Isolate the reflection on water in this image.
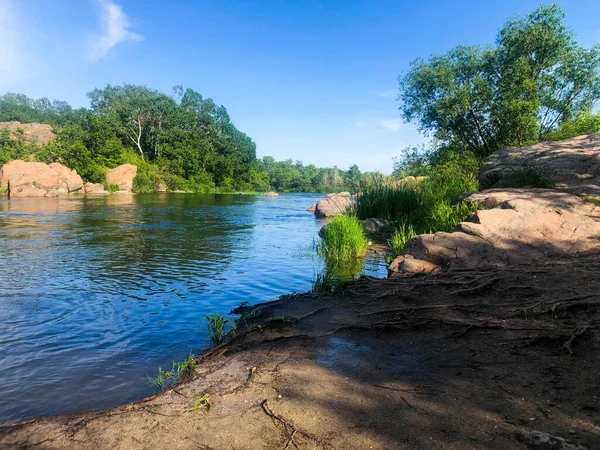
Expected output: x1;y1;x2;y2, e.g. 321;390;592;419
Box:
0;193;387;423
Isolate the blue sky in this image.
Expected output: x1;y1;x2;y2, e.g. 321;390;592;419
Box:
1;0;599;173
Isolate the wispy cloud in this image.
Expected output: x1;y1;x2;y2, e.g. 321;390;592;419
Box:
377;90;397;98
379;118;404;132
354;121;368;128
88;0;142;62
0;0;30;84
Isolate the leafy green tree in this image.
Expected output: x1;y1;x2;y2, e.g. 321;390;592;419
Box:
399;5;600;156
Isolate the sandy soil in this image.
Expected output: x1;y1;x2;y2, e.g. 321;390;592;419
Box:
2;257;599;449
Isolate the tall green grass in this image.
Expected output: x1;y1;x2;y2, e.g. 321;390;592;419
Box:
355;155;479;259
317;215;369;260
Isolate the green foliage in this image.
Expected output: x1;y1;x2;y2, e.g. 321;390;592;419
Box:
105;184;121;193
496;168;555;189
205;313;235;344
389;222;417;259
399;5;600;156
545;111;600;141
146;352;196;390
317;215;369;261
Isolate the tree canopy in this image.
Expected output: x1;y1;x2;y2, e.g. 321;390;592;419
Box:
398;5;600;157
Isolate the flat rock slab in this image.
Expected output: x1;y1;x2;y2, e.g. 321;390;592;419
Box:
403;188;600;270
480;132;600;197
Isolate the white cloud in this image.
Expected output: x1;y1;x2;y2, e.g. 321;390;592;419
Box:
88;0;142;62
379;118;404;132
0;0;30;84
377;90;397;98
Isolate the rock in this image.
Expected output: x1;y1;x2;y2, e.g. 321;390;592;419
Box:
362;218;391;233
388;255;441;276
306;205;316;213
415;176;429;182
480;132;600;197
157;183;167;193
0;122;56;145
9;183;47;198
318;224;328;237
113;190;134;195
173;190;188;194
403;188;600;270
515;429;587;450
106;164;137;192
48;163;84;192
265;191;279;196
314;194;354;218
83;182;108;195
1;160;83;197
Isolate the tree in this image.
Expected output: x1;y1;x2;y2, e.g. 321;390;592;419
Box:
398;5;600;156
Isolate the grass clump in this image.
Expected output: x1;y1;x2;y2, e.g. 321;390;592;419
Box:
496;168;555;189
205;313;236;344
105;183;121;193
317;215;369;261
147;352;196;390
388;221;417;259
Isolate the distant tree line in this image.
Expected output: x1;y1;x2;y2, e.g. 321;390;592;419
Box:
0;88;370;193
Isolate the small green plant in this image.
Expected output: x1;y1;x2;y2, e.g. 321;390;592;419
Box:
105;183;121;193
205;313;235;344
190;394;211;411
0;186;7;196
317;215;369;260
147;351;196;390
496;168;555;189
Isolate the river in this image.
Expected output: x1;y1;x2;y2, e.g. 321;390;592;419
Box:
0;193;386;423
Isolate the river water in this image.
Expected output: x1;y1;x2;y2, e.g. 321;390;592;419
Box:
0;193;386;423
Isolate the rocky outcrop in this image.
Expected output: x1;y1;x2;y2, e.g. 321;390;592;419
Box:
362;218;390;233
401;188;600;271
0;122;56;145
313;193;354;218
83;182;108;195
106;164;137;192
157;184;167;193
480;132;600;197
1;160;83;197
265;191;279;197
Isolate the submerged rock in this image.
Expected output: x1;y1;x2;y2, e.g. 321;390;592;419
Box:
106;164;137;193
265;191;279;196
1;160;83;197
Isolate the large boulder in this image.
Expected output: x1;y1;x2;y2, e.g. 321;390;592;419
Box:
1;160;83;197
265;191;279;197
388;255;441;276
402;188;600;270
314;194;354;218
480;133;600;197
106;164;137;192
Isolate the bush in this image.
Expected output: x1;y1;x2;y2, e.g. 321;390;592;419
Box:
317;215;369;261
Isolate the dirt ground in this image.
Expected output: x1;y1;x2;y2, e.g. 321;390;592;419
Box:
2;256;599;449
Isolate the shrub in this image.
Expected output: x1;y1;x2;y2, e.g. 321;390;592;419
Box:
317;215;369;260
389;221;417;259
